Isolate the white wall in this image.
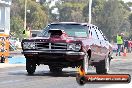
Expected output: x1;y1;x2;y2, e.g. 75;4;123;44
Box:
0;6;5;33
5;7;10;34
0;0;11;35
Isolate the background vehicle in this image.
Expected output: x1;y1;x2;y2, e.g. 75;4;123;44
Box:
21;22;113;75
30;30;42;37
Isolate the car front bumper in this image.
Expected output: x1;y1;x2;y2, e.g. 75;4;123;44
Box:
22;50;85;56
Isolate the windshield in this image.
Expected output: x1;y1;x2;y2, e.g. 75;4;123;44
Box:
40;24;89;37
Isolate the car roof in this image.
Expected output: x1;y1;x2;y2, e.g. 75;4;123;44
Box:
81;23;98;29
49;22;98;29
50;22;83;25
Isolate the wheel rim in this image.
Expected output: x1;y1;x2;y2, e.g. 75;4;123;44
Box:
27;64;36;69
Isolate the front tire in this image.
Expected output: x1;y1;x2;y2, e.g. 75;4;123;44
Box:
96;56;110;74
26;58;36;75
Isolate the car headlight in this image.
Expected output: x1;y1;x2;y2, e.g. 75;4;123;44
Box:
67;44;75;50
30;43;35;49
75;44;81;51
67;44;81;51
23;42;35;49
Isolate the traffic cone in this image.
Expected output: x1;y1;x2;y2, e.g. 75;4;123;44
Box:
123;48;127;57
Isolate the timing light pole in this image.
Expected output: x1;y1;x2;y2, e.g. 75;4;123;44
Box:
89;0;92;24
24;0;27;31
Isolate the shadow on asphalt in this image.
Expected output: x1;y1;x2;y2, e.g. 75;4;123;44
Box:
29;72;96;77
28;71;77;77
8;70;96;77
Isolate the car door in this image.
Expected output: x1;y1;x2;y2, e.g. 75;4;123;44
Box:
95;29;109;59
90;27;101;60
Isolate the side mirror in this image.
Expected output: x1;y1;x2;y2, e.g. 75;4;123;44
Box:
32;34;37;37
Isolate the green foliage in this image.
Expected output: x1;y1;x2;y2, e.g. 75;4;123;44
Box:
63;2;87;11
11;0;132;41
126;2;132;7
102;0;130;41
58;2;87;22
59;6;72;21
82;0;131;42
10;16;24;39
129;13;132;38
26;0;48;29
129;14;132;28
10;0;48;39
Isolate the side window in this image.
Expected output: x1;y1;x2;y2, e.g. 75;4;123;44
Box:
91;29;98;39
96;29;104;40
99;30;108;41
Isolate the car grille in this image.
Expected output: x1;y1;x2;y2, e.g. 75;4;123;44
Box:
35;42;67;50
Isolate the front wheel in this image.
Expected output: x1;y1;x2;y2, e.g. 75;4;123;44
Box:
26;59;36;75
96;57;110;74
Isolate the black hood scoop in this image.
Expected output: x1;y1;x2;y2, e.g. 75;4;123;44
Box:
48;29;64;38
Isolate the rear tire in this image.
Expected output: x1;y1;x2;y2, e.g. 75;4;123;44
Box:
96;56;110;74
26;58;36;75
49;66;62;73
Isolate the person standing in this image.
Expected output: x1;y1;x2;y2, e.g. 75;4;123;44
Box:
116;33;123;56
23;27;31;39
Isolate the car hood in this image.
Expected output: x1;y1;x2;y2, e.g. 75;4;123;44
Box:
22;36;86;43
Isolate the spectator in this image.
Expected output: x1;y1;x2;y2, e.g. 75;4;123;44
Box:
23;27;31;39
116;33;123;56
124;39;128;52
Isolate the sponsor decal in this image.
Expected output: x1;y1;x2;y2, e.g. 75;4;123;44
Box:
76;66;131;85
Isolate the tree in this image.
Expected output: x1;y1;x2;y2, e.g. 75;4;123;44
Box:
59;6;72;21
101;0;130;41
18;0;48;30
129;13;132;39
57;1;87;22
10;0;131;41
83;0;130;41
126;2;132;7
129;14;132;28
10;0;48;38
10;16;24;39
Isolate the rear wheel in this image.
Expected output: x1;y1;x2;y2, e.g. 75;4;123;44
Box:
96;56;110;74
26;58;36;75
49;66;62;73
